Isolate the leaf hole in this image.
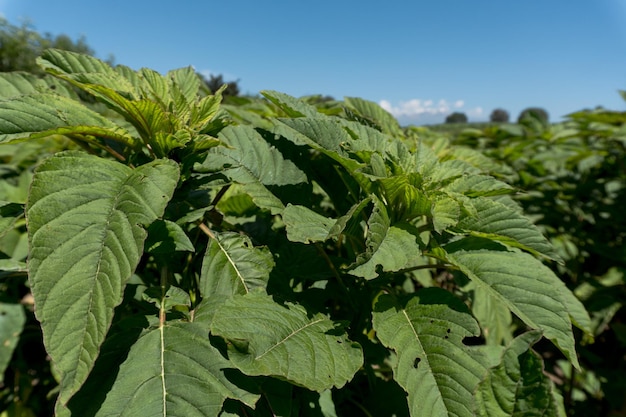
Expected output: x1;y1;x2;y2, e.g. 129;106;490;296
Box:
413;357;421;368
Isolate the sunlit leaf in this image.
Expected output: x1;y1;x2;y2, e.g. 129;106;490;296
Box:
475;330;566;417
0;93;136;146
27;151;179;405
210;292;363;391
199;230;274;297
348;197;423;279
344;96;402;136
445;249;582;369
456;197;561;261
372;289;490;417
95;322;259;417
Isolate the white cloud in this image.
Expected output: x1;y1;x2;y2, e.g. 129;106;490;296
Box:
379;98;484;124
380;98;453;117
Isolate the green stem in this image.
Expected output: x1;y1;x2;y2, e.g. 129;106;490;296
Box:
159;264;168;328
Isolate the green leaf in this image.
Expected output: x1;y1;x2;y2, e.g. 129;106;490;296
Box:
261;90;320;118
443;174;514;197
445;250;582;369
168;66;201;113
432;196;461;233
283;204;335;243
456;197;561;261
343;96;402;136
372;289;489;417
95;322;259;417
38;49;137;96
467;281;514;346
0;201;23;238
348;197;423;279
145;219;194;254
475;330;566;417
26;151;179;405
0;93;136;146
273;117;371;191
0;303;26;383
198;125;307;213
0;72;76;99
377;175;433;221
202;125;307;186
210;292;363;391
199;230;274;298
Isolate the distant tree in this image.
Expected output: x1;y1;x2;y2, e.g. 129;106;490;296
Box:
202;73;240;97
0;18;100;73
517;107;549;124
445;112;468;124
489;108;510;123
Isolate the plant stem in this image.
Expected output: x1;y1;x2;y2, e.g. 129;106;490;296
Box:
159;264;168;328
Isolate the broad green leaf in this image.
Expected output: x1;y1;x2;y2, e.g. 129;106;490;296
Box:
344;96;402;136
377;175;432;221
191;89;224;132
139;67;169;107
432;196;461;233
240;181;286;215
261;90;321;118
456;197;561;261
445;250;581;369
0;93;136;146
168;66;201;112
272;118;371;191
372;289;489;417
0;72;76;99
443;174;514;197
38;49;138;95
0;201;23;238
210;292;363;391
198;125;306;213
475;330;566;417
0;303;26;383
202;125;307;186
95;322;259;417
145;219;194;254
283;204;335;243
199;230;274;298
445;147;512;176
467;281;513;346
349;197;423;279
142;286;191;312
338;119;392;157
27;151;179;405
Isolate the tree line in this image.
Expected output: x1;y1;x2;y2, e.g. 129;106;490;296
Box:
445;107;549;124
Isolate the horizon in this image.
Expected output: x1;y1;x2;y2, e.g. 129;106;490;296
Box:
1;0;625;125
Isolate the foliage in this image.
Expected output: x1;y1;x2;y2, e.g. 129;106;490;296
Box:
445;111;468;123
0;50;600;417
489;108;509;123
517;107;549;125
0;18;100;74
452;103;626;416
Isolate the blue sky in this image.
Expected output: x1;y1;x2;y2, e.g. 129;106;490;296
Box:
1;0;625;125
